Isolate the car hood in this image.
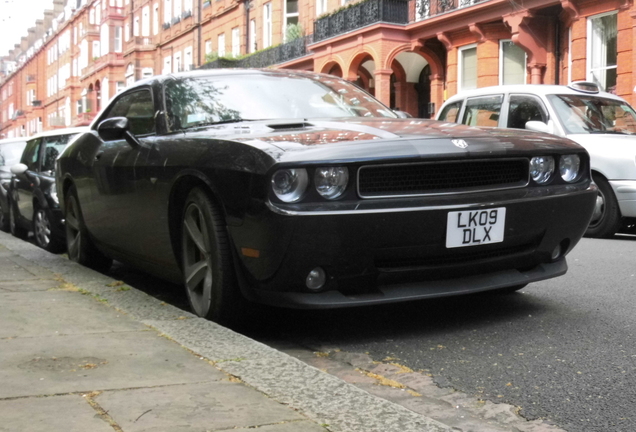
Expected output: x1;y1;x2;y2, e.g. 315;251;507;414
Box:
566;133;636;154
198;118;580;164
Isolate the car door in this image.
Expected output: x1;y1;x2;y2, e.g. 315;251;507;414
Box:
13;138;42;224
505;94;549;130
83;87;158;258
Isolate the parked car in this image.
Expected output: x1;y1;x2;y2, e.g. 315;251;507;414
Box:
9;127;87;251
0;137;28;232
436;82;636;238
56;69;596;324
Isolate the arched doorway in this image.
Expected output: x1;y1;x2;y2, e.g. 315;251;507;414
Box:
95;80;101;112
417;64;431;118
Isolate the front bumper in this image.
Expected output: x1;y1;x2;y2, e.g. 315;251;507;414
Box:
610;180;636;218
229;184;597;308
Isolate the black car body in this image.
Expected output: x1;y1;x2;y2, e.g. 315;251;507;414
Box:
56;69;597;323
0;138;28;232
9;128;86;251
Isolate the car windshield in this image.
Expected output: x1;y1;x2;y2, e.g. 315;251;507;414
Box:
163;73;397;130
547;94;636;135
0;141;27;167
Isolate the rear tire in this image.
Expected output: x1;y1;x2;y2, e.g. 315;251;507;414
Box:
181;187;245;325
585;174;621;238
33;205;64;253
65;185;112;272
9;201;28;240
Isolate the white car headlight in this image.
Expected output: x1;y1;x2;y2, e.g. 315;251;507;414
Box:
314;167;349;200
271;168;308;203
559;154;581;183
530;156;555;184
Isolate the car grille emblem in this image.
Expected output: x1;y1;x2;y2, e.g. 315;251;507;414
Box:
452;139;468;149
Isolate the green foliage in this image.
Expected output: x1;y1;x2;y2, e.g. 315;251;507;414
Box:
285;23;304;42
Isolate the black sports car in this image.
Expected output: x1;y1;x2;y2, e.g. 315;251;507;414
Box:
0;138;27;232
9;128;86;252
56;69;597;324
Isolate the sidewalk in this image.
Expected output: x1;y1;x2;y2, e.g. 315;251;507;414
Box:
0;231;453;432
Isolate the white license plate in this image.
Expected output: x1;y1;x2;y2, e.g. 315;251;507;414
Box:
446;207;506;248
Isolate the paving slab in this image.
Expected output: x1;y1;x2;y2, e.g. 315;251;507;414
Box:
95;381;311;431
0;394;114;432
0;291;147;338
0;331;225;398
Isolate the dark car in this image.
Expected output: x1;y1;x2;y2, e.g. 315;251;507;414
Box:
0;137;28;232
56;69;597;324
9;128;87;252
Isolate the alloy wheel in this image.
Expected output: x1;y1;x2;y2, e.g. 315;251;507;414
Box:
589;189;606;228
34;209;52;248
182;202;214;317
65;196;82;261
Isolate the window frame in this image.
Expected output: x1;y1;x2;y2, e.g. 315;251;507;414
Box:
96;87;157;137
458;44;477;93
586;11;618;92
499;40;527;86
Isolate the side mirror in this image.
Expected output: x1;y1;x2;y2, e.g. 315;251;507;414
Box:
10;163;28;175
97;117;141;148
525;121;551;134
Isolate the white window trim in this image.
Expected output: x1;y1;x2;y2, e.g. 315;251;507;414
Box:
498;39;527;86
586;10;618;89
458;43;477;93
263;3;272;49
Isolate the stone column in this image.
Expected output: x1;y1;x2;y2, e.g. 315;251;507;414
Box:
374;69;393;108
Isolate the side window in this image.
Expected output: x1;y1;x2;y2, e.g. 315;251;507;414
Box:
462;95;503;127
438;101;463;123
41;134;75;172
507;95;548;129
102;89;155;136
20;138;41;171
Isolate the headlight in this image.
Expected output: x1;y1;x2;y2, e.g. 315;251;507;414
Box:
530;156;555;184
314;166;349;199
271;168;308;202
559;154;581;183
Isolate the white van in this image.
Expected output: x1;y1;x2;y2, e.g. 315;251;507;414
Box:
437;82;636;238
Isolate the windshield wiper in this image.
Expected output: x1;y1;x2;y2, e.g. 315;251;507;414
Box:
185;118;259;130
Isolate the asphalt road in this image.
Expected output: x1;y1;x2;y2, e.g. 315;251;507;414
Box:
106;236;636;432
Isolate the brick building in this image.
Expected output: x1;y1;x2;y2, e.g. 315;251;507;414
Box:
1;0;634;138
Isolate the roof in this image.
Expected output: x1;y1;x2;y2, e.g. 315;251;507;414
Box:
0;137;28;145
444;84;627;104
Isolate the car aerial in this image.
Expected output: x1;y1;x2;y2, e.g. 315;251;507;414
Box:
55;69;597;324
0;137;28;232
9;127;87;252
436;82;636;238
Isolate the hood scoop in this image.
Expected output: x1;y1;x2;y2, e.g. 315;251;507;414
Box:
267;122;313;131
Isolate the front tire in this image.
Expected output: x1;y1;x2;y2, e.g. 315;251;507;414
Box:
33;205;64;253
585;174;621;239
65;185;112;272
9;201;28;239
181;187;244;324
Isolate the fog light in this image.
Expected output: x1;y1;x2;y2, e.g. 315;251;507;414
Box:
551;244;562;261
306;267;326;290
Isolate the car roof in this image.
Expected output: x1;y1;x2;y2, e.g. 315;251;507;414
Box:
27;127;90;140
0;137;28;145
443;84;627;104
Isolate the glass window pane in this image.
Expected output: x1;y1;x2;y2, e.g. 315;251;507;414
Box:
501;41;526;85
461;95;502;127
589;13;617;92
507;95;547;129
461;47;477;90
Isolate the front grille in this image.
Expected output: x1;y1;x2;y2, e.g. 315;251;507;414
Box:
358;159;528;198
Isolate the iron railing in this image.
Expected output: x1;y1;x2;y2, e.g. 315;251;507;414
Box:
200;35;313;70
414;0;486;21
313;0;409;43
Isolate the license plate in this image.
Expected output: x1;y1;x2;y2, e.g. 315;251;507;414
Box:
446;207;506;248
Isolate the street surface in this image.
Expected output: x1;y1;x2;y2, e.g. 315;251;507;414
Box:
103;236;635;432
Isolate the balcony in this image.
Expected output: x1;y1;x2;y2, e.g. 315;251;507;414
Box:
81;52;125;79
26;75;36;83
200;35;314;70
103;5;125;21
313;0;409;43
414;0;486;21
74;112;96;126
126;36;155;52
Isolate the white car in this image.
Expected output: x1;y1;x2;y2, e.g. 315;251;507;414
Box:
437;82;636;238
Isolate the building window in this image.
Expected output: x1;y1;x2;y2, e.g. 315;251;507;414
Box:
458;44;477;92
134;16;140;36
163;56;172;74
218;33;226;57
587;12;617;93
142;6;150;36
173;0;181;19
284;0;299;39
499;40;526;85
153;3;159;35
263;3;272;48
114;26;123;52
231;27;240;57
316;0;327;16
126;63;135;86
184;46;193;70
164;0;172;24
249;19;256;53
173;51;182;72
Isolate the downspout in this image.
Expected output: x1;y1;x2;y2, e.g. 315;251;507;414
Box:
555;19;560;85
